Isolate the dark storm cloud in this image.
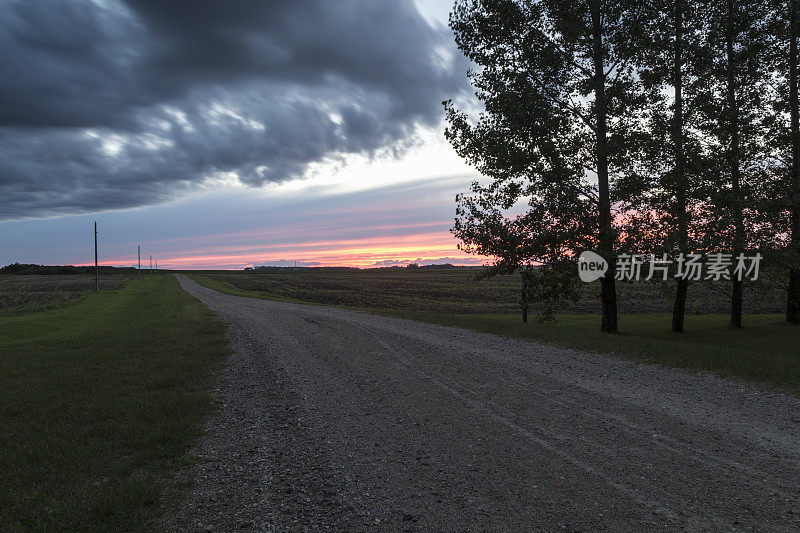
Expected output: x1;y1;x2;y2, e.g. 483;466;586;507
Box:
0;0;466;219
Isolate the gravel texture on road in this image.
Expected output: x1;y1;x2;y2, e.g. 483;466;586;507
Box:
168;274;800;531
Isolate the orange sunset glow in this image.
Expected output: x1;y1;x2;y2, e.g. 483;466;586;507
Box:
50;175;491;270
91;228;486;270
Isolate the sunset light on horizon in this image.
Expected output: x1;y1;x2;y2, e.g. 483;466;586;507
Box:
4;0;800;529
0;0;483;271
81;227;488;270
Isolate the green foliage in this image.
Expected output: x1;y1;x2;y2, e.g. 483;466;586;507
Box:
619;0;709;256
445;0;650;331
474;263;579;322
445;0;800;328
691;0;776;255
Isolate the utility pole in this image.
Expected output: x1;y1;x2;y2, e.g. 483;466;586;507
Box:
94;221;98;292
138;245;141;278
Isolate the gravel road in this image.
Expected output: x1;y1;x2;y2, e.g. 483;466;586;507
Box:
169;274;800;531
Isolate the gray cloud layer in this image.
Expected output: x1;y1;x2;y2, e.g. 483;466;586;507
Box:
0;0;465;220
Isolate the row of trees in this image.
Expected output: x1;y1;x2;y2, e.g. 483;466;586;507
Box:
445;0;800;333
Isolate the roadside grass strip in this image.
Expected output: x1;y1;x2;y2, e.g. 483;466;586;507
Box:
0;275;228;530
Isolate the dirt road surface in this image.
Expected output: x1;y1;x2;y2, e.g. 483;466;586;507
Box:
169;274;800;531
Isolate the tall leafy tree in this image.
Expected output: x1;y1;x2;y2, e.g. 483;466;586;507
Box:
785;0;800;324
777;0;800;324
694;0;773;328
625;0;712;332
774;0;800;323
446;0;646;333
762;0;800;324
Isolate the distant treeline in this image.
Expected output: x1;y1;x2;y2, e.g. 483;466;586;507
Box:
0;263;136;275
244;264;477;272
398;263;476;270
245;266;357;271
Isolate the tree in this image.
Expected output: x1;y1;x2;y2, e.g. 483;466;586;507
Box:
759;0;800;324
623;0;706;332
787;0;800;324
446;0;646;333
774;0;800;323
666;0;693;333
693;0;773;328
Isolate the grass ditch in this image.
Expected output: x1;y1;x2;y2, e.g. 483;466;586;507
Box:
0;274;228;530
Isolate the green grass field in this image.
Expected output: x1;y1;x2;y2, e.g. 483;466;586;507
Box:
0;274;227;530
382;311;800;391
189;270;799;393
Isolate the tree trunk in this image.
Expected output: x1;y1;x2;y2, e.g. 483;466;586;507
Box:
672;277;689;331
521;272;528;323
591;1;618;334
671;0;689;333
789;270;800;324
787;0;800;324
725;0;744;329
730;280;743;327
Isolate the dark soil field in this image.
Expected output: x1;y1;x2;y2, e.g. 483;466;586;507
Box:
191;268;785;316
0;274;135;314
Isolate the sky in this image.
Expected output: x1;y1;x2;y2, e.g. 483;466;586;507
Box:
0;0;489;269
